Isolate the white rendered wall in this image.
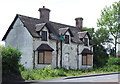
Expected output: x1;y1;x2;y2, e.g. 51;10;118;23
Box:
33;26;57;69
5;18;33;69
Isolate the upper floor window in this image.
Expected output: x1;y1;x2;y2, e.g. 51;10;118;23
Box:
65;35;69;44
84;38;88;46
41;31;47;41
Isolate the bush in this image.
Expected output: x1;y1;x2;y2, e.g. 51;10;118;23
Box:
106;56;120;66
1;46;22;74
54;68;67;77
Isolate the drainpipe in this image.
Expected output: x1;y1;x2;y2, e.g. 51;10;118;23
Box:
56;41;58;67
60;40;62;68
33;38;35;69
33;50;35;69
77;44;80;70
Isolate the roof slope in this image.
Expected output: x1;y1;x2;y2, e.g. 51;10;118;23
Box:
2;14;91;44
37;44;54;51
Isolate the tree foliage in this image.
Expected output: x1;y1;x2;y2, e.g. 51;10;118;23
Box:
1;46;22;74
97;1;120;57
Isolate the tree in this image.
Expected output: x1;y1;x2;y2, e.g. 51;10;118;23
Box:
97;1;120;57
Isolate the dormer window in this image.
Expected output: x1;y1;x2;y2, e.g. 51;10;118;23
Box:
65;35;69;44
84;38;88;46
41;31;47;41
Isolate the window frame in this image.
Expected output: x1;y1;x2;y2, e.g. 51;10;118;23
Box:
65;35;69;44
84;38;88;46
38;51;52;64
82;54;92;66
41;31;47;41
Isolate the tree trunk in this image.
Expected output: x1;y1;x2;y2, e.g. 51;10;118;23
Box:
115;39;117;58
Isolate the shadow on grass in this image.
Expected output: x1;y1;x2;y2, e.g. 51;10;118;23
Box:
2;71;25;84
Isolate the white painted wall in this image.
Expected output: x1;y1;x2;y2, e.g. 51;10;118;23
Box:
62;31;78;70
33;26;57;69
5;19;93;70
79;34;93;69
57;31;93;70
5;18;33;69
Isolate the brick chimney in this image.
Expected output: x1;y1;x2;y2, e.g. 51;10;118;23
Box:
38;6;50;22
75;17;83;31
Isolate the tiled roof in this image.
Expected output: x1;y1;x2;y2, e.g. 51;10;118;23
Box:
35;23;46;31
37;44;54;51
78;31;91;40
59;27;69;35
81;48;93;54
2;14;92;44
78;31;87;38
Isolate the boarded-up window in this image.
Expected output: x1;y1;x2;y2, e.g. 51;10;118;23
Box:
38;51;52;64
87;54;92;66
45;51;52;64
38;52;43;64
82;55;87;65
82;54;92;66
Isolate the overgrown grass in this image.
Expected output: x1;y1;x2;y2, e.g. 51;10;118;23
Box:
19;56;120;80
20;63;120;80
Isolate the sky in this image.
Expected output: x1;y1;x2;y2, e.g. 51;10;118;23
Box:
0;0;119;45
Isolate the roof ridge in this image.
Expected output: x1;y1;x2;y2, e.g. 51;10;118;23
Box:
17;14;40;20
16;14;78;29
50;21;76;28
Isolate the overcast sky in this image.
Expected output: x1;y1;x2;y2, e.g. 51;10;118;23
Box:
0;0;119;45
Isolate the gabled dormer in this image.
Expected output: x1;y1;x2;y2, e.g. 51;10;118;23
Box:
78;31;92;46
35;23;49;42
59;27;73;44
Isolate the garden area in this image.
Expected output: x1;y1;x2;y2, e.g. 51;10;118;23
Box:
1;1;120;82
1;46;120;81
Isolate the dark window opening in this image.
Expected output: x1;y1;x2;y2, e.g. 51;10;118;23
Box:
41;31;47;41
84;38;88;46
80;38;83;41
65;35;69;44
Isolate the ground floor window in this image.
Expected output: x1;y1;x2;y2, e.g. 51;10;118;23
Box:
82;54;92;66
38;51;52;64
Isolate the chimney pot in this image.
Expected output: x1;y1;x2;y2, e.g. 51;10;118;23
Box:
43;6;45;8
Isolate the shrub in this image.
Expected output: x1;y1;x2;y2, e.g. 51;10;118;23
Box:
106;56;120;66
54;68;67;77
1;46;22;74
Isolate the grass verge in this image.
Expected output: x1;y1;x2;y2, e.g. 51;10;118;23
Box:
20;65;120;81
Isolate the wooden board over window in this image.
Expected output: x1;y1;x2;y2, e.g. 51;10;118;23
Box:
45;51;52;64
87;54;92;66
82;55;87;65
38;52;43;64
